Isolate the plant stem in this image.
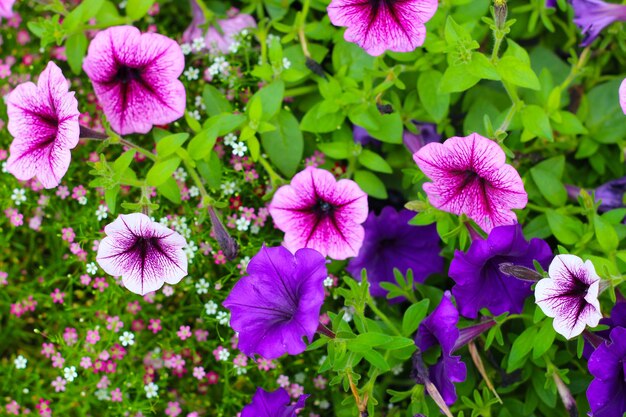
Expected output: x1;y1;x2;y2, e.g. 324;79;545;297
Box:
366;299;402;336
257;154;284;188
118;138;157;162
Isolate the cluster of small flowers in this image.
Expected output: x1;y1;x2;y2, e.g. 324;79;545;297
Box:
10;295;37;318
226;205;269;235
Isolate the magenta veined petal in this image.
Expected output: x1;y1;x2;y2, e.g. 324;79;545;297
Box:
535;254;602;339
6;61;80;189
269;167;369;260
413;133;528;233
96;213;188;295
83;25;186;135
0;0;15;18
620;78;626;115
327;0;438;56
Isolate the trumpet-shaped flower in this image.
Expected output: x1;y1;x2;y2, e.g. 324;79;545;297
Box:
269;167;368;260
223;246;327;359
572;0;626;46
0;0;15;18
450;223;552;318
414;133;527;233
96;213;188;295
327;0;438;56
535;254;602;339
83;26;185;135
347;207;443;299
587;327;626;417
241;387;308;417
6;61;80;189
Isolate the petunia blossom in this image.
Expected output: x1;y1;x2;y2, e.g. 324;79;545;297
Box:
223;245;327;359
0;0;15;18
414;291;467;405
327;0;438;56
6;61;80;189
414;133;528;233
587;326;626;417
572;0;626;46
269;167;368;260
450;223;552;319
83;26;185;135
96;213;188;296
535;254;602;339
241;387;308;417
619;78;626;114
347;207;443;299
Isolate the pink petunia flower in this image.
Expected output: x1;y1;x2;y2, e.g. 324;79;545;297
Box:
96;213;188;295
413;133;527;233
83;26;185;135
269;167;368;260
6;61;80;188
535;254;602;339
0;0;15;19
327;0;438;56
619;78;626;114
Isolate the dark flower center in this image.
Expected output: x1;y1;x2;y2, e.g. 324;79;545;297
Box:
564;275;589;298
127;236;162;265
313;199;335;217
115;65;143;84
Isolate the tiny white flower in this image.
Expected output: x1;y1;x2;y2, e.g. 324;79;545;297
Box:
192;37;206;51
223;133;237;147
173;167;188;182
235;217;251;232
78;196;88;205
319;400;331;410
232;142;247;157
391;364;403;375
266;33;280;45
184;67;200;81
323;276;334;287
341;306;354;323
217;349;230;361
11;188;26;205
2;161;7;173
250;224;260;235
159;217;169;226
188;186;200;197
195;278;210;295
63;366;78;382
95;389;110;401
216;311;230;325
228;41;241;54
86;262;98;275
194;95;205;110
119;331;135;347
181;43;192;55
95;204;108;221
205;300;218;315
234;364;247;375
220;181;238;196
144;382;159;399
14;355;27;369
294;372;306;384
282;57;292;70
118;0;127;8
184;241;198;262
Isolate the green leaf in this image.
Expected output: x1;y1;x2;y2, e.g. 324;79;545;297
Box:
546;210;582;245
402;299;430;337
532;319;556;359
318;141;353;160
497;56;540;90
126;0;155;20
248;136;260;161
355;170;387;200
358;150;392;174
146;157;181;187
595;213;619;253
522;105;553;141
440;64;480;93
418;70;449;123
301;102;345;133
104;185;119;214
362;350;390;372
253;80;285;121
65;32;88;75
156;133;189;158
260;110;303;177
530;167;566;207
354;333;393;347
113;150;136;174
202;85;232;117
197;153;222;189
62;0;104;32
507;326;539;372
349;106;403;144
157;177;181;204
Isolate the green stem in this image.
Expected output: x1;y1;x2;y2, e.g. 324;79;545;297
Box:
184;160;211;205
119;138;157;162
284;85;318;97
559;46;591;91
367;298;402;336
257;155;284;187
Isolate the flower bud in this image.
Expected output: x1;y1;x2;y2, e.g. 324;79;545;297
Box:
494;0;507;30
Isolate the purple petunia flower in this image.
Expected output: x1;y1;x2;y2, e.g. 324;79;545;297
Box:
0;0;15;18
6;61;80;189
327;0;438;56
587;327;626;417
182;1;256;54
545;0;557;7
619;78;626;114
403;122;441;154
572;0;626;46
223;245;327;359
96;213;188;296
347;207;443;299
269;167;369;260
535;254;602;339
353;125;379;146
241;387;309;417
414;133;528;233
414;291;467;406
83;26;186;135
450;223;553;319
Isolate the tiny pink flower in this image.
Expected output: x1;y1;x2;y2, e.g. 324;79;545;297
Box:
63;327;78;345
41;343;55;358
269;167;368;260
86;329;100;345
414;133;528;233
165;401;182;417
192;366;206;380
206;371;219;384
61;227;75;242
51;377;66;392
177;325;192;340
80;356;92;369
111;388;123;402
148;318;162;334
50;288;65;304
51;352;65;368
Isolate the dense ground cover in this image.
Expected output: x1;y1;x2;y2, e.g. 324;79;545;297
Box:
1;0;626;416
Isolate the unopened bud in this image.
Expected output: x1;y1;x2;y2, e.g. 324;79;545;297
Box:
377;103;393;114
305;57;326;78
208;207;239;260
499;263;542;282
494;0;507;30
